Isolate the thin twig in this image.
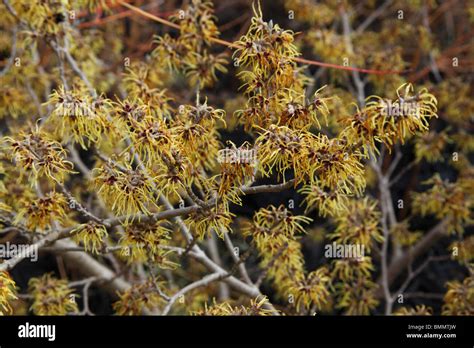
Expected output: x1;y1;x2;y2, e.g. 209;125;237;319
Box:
356;0;393;33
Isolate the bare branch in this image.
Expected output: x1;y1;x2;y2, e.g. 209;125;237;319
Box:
356;0;393;34
162;272;225;315
241;179;296;195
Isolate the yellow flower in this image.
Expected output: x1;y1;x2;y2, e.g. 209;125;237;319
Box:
412;175;472;234
123;61;172;109
366;83;438;146
251;204;311;241
290;267;332;311
117;222;177;269
15;191;69;231
442;270;474;315
449;236;474;265
335;277;379;315
242;205;310;301
216;141;256;204
4;127;74;183
194;296;278;316
341;83;438;154
255;125;310;184
306;133;366;195
329;197;383;252
127;117;174;166
232;1;316;133
184;51;228;88
29;273;78;315
72;222;108;254
46;86;111;149
113;279;166;315
0;271;18;315
278;86;330;129
414;131;450;163
300;181;349;217
186;204;234;240
233;2;298;72
391;221;422;247
152;0;226;87
153;148;194;199
395;305;432;315
331;257;374;282
92;162;158;219
169;0;216;44
11;0;70;35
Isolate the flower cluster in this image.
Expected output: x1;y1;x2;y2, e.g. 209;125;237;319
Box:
0;271;18;315
152;0;227;88
15;191;68;231
113;279;166;315
4;128;74;183
5;0;70;36
28;273;78;315
334;276;379;315
291;268;332;311
442;270;474;315
72;221;108;254
118;222;176;269
242;205;332;312
234;3;312;132
414;131;450;163
194;296;277;316
47;85;112;149
412;175;473;234
394;305;433;316
92;162;157;219
329;198;383;252
186;205;234;240
216;141;256;204
390;221;422;247
341;84;438;155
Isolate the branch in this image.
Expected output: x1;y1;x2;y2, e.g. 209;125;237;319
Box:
355;0;393;33
159;225;279;314
207;233;230;299
241;179;296;195
103;205;200;227
54;239;131;295
386;147;402;178
255;242;288;287
53;178;106;226
161;272;224;315
395;254;450;297
389;160;417;187
58;42;96;97
370;155;394;314
375;218;450;298
223;232;253;285
0;228;69;272
68;145;92;180
0;205;200;272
